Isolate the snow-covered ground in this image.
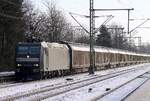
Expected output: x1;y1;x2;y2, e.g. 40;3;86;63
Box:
0;63;150;101
125;75;150;101
42;64;150;101
98;73;150;101
0;71;14;77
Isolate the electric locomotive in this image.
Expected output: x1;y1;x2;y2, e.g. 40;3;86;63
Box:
15;42;41;81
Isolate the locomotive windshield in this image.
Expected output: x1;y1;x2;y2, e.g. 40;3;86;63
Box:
17;46;40;54
29;46;40;54
17;46;28;54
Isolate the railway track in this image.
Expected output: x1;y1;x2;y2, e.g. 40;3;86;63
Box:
95;72;150;101
0;65;138;92
0;72;16;89
0;66;144;101
41;65;150;101
0;75;15;83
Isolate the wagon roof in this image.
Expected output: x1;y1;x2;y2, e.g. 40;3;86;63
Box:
41;42;68;49
41;42;150;57
69;43;150;57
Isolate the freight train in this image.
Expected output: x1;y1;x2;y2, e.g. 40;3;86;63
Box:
15;42;150;81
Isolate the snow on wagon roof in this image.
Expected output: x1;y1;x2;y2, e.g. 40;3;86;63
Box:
41;42;68;49
70;43;121;53
41;42;150;57
69;43;150;57
70;44;109;53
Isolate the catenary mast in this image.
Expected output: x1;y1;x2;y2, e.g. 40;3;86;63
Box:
89;0;95;74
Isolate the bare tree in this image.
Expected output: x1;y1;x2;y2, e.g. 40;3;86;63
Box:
23;1;47;41
61;23;74;42
43;1;72;42
75;33;89;44
23;0;82;43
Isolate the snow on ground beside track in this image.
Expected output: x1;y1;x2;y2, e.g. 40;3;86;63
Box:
0;71;14;77
98;78;148;101
98;73;150;101
0;63;149;99
42;64;150;101
125;78;150;101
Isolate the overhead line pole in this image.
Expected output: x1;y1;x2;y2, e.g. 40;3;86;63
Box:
89;0;95;74
128;10;131;48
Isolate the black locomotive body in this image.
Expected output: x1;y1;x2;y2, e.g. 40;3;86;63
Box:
15;42;41;81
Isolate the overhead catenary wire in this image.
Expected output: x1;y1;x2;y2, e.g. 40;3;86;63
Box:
102;15;114;25
129;19;150;33
70;12;112;18
138;27;150;28
94;15;114;33
69;12;114;34
69;12;90;34
69;12;89;18
130;18;149;21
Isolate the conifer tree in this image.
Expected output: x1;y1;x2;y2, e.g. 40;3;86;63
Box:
0;0;24;71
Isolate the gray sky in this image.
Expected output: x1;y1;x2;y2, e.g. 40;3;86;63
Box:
31;0;150;44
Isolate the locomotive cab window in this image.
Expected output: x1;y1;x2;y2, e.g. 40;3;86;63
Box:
29;46;40;54
17;46;28;54
16;46;40;54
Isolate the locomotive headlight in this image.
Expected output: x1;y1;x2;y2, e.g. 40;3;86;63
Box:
17;64;22;67
27;55;30;58
34;64;39;67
